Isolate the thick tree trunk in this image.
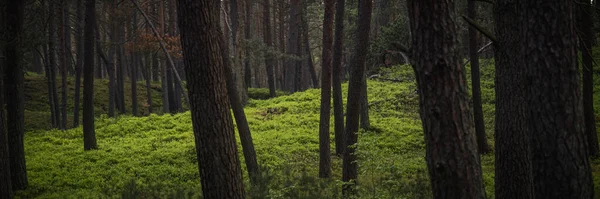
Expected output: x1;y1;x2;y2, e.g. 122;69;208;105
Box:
342;0;372;195
580;0;598;157
73;0;84;128
263;0;276;98
319;0;334;178
332;0;345;156
177;0;246;197
525;0;593;197
359;74;370;130
244;0;253;89
408;0;485;198
467;0;490;154
6;0;28;190
493;0;534;198
83;0;98;150
0;51;11;197
48;1;61;129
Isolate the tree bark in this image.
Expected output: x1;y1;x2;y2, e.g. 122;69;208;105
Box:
493;0;534;198
302;13;318;88
59;0;69;130
143;55;153;114
524;0;593;198
580;0;598;157
0;49;11;197
244;0;253;89
73;0;84;127
83;0;98;151
318;0;334;178
332;0;345;156
263;0;276;98
359;74;370;129
468;0;491;154
285;0;301;92
48;0;61;129
407;0;485;198
177;0;246;198
6;0;28;190
342;0;372;195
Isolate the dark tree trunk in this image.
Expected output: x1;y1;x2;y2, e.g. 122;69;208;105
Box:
493;0;534;198
117;37;126;114
131;14;139;117
221;32;260;183
59;0;69;130
332;0;345;156
143;55;153;114
359;74;369;129
263;0;276;98
244;0;253;89
342;0;372;195
0;50;11;197
467;0;490;154
318;0;334;178
5;0;27;190
73;0;84;128
48;1;61;129
152;55;159;82
285;0;301;92
407;0;485;198
166;65;176;113
83;0;98;151
525;0;593;198
277;0;285;90
580;0;598;157
177;0;246;197
295;27;303;92
302;13;318;88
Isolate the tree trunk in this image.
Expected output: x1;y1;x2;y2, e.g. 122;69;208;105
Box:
285;0;301;92
407;0;485;198
332;0;345;156
467;0;490;154
525;0;593;197
131;13;139;117
302;13;318;88
59;0;69;130
493;0;534;198
83;0;98;151
0;48;11;197
318;0;334;178
263;0;276;98
221;30;260;183
177;0;246;197
342;0;372;195
143;55;153;114
244;0;253;89
48;1;61;129
6;0;28;190
73;0;84;128
580;0;598;157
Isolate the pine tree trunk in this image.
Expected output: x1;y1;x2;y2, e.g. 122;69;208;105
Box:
244;0;253;89
580;0;598;157
83;0;98;151
0;53;11;197
408;0;485;197
332;0;345;156
285;0;301;92
263;0;276;98
359;74;370;129
525;0;593;197
6;0;28;190
177;0;246;197
59;0;69;130
73;0;84;128
342;0;372;195
318;0;334;178
493;0;534;198
302;14;318;88
48;1;61;129
467;0;490;154
143;55;153;114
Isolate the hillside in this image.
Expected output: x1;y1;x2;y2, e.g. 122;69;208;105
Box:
16;63;600;198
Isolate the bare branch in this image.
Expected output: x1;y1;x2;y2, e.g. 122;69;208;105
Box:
461;15;498;43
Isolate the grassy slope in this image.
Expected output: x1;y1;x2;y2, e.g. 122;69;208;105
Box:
16;61;600;198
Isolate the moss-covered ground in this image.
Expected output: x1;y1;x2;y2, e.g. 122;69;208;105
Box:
15;60;600;198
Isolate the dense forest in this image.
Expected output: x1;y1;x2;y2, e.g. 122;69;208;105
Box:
1;0;600;198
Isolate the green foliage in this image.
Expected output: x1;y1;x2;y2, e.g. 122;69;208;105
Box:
16;59;600;198
247;88;289;100
368;17;411;68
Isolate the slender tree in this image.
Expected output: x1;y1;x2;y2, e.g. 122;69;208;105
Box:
494;0;534;198
73;0;84;127
580;0;598;157
301;12;318;88
408;0;485;197
131;13;139;116
467;0;490;154
342;0;372;195
318;0;334;178
285;0;301;92
48;0;61;128
177;0;246;198
525;0;593;197
83;0;98;150
263;0;276;98
244;0;253;89
5;0;28;190
332;0;345;156
59;0;69;130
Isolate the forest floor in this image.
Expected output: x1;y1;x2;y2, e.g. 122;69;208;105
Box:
15;61;600;198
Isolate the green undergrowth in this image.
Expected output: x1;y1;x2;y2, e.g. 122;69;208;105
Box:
16;60;600;198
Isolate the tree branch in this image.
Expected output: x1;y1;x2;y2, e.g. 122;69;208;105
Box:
461;15;497;43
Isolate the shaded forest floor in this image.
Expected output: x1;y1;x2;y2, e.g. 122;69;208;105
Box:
16;61;600;198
